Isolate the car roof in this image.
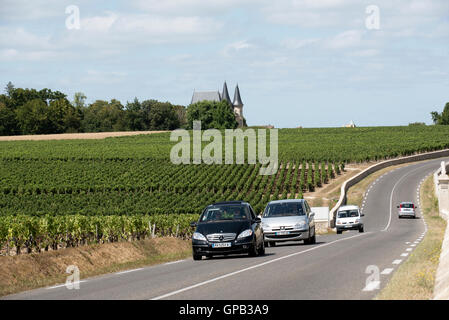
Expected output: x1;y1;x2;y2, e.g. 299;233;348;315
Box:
211;201;248;206
268;199;305;204
338;205;360;211
400;201;414;204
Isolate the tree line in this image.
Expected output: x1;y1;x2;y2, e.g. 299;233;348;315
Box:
0;82;187;135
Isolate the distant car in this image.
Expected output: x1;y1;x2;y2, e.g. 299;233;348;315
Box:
397;202;416;219
335;205;364;234
190;201;265;260
261;199;316;246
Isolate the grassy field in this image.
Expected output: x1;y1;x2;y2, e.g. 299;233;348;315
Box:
375;174;446;299
1;126;449;255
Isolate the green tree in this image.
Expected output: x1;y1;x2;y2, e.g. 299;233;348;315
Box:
147;102;180;130
124;98;145;131
431;102;449;125
173;105;187;128
48;98;80;133
186;100;238;130
15;99;52;134
82;99;126;132
0;101;18;135
5;81;14;97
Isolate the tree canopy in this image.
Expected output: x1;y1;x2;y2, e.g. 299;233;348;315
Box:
431;102;449;125
0;83;185;135
186;100;238;130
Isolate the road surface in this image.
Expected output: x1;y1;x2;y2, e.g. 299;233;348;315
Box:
4;157;447;300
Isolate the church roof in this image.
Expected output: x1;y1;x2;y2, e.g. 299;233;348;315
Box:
221;82;232;105
233;84;243;106
191;91;221;104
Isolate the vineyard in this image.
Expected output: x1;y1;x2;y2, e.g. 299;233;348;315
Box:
1;125;449;255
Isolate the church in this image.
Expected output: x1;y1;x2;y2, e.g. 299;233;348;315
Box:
190;82;244;127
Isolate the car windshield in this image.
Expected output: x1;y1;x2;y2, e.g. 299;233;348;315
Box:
263;202;305;217
401;203;414;208
338;210;359;218
200;204;249;222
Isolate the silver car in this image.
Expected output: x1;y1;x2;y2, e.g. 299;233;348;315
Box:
261;199;316;246
397;202;416;218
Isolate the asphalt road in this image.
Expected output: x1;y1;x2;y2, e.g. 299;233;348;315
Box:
4;157;448;300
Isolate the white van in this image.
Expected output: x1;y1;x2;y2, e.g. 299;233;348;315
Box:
335;205;364;234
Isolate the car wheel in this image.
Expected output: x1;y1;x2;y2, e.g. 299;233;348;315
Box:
269;241;276;247
336;229;342;234
309;234;316;244
359;226;364;233
193;254;202;261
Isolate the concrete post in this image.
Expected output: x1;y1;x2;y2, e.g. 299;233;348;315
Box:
437;164;449;220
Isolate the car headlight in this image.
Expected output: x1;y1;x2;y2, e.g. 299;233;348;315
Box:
295;221;307;229
192;232;207;241
237;229;253;239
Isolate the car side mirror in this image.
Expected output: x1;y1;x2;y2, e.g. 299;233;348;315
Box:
254;217;261;223
361;214;365;217
190;221;197;228
310;212;315;217
396;206;399;208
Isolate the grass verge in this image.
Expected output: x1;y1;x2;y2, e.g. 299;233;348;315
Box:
0;237;192;297
375;174;446;299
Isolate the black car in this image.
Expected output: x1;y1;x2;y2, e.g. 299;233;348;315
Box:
190;201;265;260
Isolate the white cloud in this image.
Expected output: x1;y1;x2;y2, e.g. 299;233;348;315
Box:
325;30;364;49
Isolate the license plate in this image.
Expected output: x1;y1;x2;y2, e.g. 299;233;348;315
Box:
275;231;290;235
212;242;231;248
345;225;352;228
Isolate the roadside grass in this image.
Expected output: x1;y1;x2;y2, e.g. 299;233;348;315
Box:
375;174;446;300
0;237;192;297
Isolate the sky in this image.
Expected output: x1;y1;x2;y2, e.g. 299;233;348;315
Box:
0;0;448;128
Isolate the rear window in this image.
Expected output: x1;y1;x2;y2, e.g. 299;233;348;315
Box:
401;203;414;208
338;209;359;218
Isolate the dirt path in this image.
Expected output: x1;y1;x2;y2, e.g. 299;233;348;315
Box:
0;131;167;141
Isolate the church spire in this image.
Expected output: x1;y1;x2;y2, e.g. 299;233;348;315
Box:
221;81;232;106
233;84;243;106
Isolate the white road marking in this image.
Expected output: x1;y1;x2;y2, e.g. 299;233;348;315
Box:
381;268;394;275
164;260;186;265
393;259;402;265
405;242;411;244
401;253;409;257
406;248;413;251
150;233;369;300
47;280;86;290
116;268;144;275
363;281;380;292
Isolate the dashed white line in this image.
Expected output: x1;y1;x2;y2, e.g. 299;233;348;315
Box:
392;259;402;265
381;268;394;275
